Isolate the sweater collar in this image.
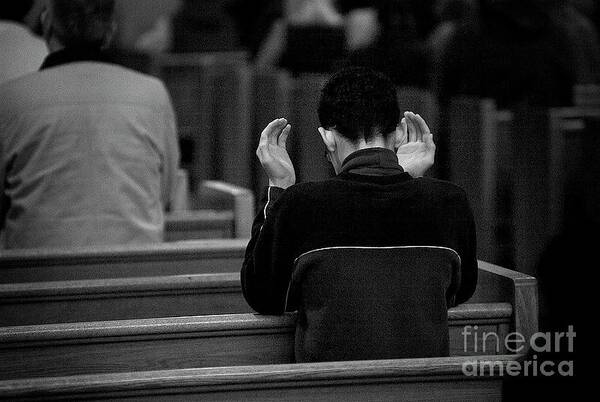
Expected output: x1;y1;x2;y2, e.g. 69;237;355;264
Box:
40;47;112;70
340;147;405;176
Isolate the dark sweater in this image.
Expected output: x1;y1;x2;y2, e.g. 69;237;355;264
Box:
241;147;477;314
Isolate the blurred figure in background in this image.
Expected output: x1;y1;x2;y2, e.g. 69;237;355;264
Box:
113;0;181;54
437;0;576;108
0;0;180;249
228;0;282;58
544;0;600;85
571;0;600;32
230;0;345;73
172;0;240;52
426;0;475;93
0;0;48;84
338;0;435;87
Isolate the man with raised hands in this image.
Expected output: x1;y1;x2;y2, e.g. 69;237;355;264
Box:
242;67;477;315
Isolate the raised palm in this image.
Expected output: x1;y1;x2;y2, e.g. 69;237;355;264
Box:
256;118;296;189
396;112;436;177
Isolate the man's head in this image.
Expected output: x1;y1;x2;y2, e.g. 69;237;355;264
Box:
41;0;115;50
318;67;401;173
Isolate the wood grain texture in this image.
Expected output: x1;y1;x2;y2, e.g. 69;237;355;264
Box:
165;210;235;241
0;355;522;401
471;261;538;354
0;239;247;283
0;273;251;326
0;263;515;326
0;304;512;380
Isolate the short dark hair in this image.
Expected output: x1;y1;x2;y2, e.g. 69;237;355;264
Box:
49;0;115;48
318;67;399;143
0;0;34;22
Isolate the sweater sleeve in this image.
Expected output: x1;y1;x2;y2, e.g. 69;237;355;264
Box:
241;186;297;314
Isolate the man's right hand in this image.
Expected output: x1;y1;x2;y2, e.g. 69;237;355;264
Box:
256;118;296;189
396;112;436;178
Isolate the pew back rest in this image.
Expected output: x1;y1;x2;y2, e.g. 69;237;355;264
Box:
0;304;514;380
0;272;250;326
0;354;521;401
0;239;247;283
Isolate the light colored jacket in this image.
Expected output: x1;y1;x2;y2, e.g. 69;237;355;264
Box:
0;61;180;249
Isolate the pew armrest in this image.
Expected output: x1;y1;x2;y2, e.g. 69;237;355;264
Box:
470;261;538;353
169;169;191;212
197;181;255;238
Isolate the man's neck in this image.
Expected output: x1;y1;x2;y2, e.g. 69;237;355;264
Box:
337;136;395;167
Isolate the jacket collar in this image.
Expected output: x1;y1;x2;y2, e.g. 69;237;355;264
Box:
40;47;112;70
340;147;406;176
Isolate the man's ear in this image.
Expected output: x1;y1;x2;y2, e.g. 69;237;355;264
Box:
318;127;336;152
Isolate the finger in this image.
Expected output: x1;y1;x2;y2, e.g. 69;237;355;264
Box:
261;118;287;146
414;114;431;141
423;133;436;163
423;132;435;148
278;124;291;149
405;112;417;142
410;113;423;142
268;118;287;145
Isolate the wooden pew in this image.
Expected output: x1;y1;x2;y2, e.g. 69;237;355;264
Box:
448;97;512;265
167;180;255;241
448;99;600;276
0;304;512;380
0;178;253;245
148;52;251;191
509;105;600;276
547;107;600;235
0;261;536;380
574;84;600;107
193;180;255;238
0;239;247;283
0;256;534;329
0;273;251;326
0;354;522;401
165;210;235;241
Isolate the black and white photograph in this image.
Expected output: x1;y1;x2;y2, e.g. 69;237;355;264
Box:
0;0;592;400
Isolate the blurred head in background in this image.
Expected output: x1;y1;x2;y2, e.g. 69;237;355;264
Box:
41;0;116;51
